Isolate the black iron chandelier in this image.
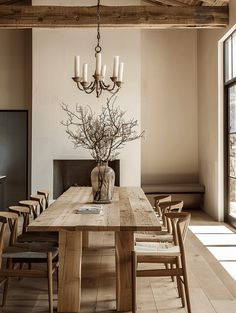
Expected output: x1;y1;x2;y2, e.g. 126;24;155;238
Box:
72;0;124;98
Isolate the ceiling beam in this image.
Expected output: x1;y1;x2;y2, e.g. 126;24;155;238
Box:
0;5;229;29
144;0;190;6
201;0;228;5
0;0;31;4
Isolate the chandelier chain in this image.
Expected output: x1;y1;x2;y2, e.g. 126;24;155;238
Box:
95;0;102;54
73;0;123;98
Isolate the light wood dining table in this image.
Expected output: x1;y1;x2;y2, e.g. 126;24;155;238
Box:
28;186;161;313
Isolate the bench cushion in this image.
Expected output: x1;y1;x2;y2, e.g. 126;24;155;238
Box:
142;183;205;194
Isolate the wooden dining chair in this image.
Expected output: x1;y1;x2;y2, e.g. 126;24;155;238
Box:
8;206;58;245
0;212;58;313
132;212;191;313
18;200;39;219
135;200;184;244
30;194;45;214
153;194;171;217
158;200;184;228
37;190;50;209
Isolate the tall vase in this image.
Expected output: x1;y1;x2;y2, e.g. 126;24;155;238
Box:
91;162;115;203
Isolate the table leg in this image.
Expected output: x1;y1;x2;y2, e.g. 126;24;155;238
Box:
115;231;134;312
58;231;82;313
82;231;89;249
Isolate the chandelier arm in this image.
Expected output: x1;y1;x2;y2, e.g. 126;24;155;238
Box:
99;80;111;89
100;80;118;92
83;82;96;94
76;82;86;91
82;81;95;91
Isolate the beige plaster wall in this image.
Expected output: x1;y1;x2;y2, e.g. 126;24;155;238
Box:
141;29;198;185
32;27;141;194
0;30;31;110
197;0;236;220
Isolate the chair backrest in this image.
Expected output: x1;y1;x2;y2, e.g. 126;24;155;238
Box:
9;206;30;234
153;194;171;209
164;212;191;247
158;200;184;231
159;200;184;213
0;212;19;247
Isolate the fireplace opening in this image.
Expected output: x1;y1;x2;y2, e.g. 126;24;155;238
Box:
53;159;120;199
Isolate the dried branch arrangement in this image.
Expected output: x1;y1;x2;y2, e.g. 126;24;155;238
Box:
61;95;144;162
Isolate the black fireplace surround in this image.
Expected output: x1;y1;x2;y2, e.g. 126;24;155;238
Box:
53;159;120;199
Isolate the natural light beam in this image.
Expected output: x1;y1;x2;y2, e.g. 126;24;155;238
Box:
195;234;236;246
220;262;236;280
188;225;233;234
207;247;236;261
189;226;236;281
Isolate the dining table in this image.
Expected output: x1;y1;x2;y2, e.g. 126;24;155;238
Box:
28;186;161;313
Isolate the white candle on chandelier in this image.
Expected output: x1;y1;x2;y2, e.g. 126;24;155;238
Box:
118;62;124;82
83;63;88;82
96;53;102;75
113;56;119;78
101;65;106;81
74;56;80;77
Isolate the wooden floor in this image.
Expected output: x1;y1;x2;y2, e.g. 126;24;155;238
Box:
0;210;236;313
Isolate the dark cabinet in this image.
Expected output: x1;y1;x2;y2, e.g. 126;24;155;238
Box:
0;176;6;209
0;111;28;208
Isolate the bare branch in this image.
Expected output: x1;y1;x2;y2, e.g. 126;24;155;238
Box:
61;95;144;162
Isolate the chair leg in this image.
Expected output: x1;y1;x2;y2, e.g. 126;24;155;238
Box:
56;266;59;297
47;252;54;313
182;263;191;313
170;263;174;282
2;259;12;306
176;258;185;308
132;251;137;313
176;276;182;298
164;263;174;282
18;263;24;280
2;278;9;306
157;206;162;218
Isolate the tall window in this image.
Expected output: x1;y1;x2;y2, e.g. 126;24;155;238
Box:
225;30;236;223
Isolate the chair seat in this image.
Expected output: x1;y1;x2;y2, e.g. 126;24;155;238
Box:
17;232;58;245
19;200;39;207
3;243;58;259
135;233;173;243
135;242;180;256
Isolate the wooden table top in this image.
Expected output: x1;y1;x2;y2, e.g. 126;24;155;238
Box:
28;187;161;232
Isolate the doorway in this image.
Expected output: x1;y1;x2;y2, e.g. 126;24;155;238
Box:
0;110;28;208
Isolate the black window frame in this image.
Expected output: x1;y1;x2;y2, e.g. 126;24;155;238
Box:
224;30;236;228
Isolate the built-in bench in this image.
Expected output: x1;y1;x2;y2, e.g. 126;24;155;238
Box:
142;183;205;209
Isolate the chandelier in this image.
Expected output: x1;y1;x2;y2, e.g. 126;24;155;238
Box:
72;0;124;98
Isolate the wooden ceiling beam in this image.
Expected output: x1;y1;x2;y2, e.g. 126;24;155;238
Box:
0;5;228;29
0;0;31;4
201;0;228;5
145;0;189;7
143;0;188;6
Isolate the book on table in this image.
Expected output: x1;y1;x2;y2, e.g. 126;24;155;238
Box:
74;204;103;214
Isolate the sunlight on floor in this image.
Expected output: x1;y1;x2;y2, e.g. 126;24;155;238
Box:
195;234;236;245
221;262;236;280
189;225;236;281
189;225;233;234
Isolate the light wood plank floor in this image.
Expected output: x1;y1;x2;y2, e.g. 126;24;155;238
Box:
0;210;236;313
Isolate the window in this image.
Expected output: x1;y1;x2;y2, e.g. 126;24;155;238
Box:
225;31;236;224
